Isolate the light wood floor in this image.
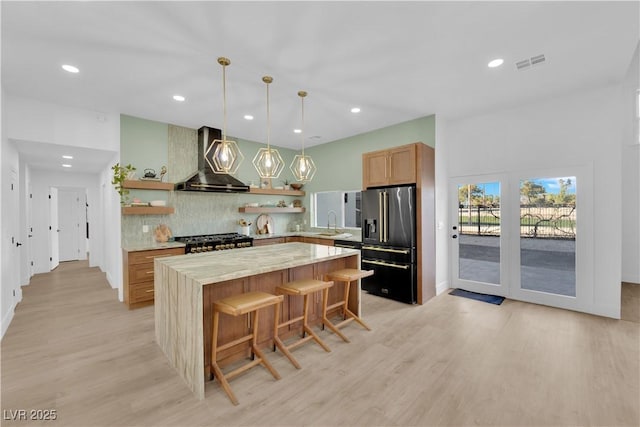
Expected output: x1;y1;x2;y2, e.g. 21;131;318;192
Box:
2;260;638;426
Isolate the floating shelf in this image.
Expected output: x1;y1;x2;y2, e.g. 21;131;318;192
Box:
248;188;305;196
122;180;174;191
238;207;305;214
122;206;175;215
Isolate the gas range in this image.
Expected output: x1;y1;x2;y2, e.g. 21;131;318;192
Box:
174;233;253;254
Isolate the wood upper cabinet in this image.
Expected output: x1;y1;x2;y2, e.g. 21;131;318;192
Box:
362;143;417;189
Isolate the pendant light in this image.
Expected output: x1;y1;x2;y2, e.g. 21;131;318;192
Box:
290;90;317;182
252;76;284;179
205;57;244;175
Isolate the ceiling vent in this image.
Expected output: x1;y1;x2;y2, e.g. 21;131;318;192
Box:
516;54;546;71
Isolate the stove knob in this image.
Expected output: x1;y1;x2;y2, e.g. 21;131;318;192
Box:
190;248;197;253
207;245;213;251
230;243;236;248
225;244;232;249
215;245;221;250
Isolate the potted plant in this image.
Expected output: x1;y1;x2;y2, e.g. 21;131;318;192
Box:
111;163;136;205
282;179;291;191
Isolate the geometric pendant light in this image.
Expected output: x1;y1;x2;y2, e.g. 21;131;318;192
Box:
252;75;284;179
206;57;244;175
290;90;316;182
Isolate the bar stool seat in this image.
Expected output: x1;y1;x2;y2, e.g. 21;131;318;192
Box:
323;268;374;343
211;291;284;405
274;279;334;368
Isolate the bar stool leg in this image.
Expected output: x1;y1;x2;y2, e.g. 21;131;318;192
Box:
211;311;240;405
302;293;331;352
321;286;350;343
250;308;280;380
342;280;371;331
272;299;301;369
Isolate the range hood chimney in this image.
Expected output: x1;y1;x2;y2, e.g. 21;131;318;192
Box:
174;126;249;192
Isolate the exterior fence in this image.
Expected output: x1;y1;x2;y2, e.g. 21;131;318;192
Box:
458;204;576;239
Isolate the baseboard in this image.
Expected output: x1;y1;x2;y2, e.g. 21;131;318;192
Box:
436;280;450;295
622;281;640;286
1;302;16;340
106;272;117;289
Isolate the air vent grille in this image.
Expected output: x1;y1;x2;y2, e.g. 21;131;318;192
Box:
516;54;546;71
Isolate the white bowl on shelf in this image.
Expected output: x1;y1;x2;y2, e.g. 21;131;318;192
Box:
245;202;259;208
149;200;167;207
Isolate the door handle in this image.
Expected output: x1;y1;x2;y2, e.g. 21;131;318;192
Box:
378;192;383;243
16;242;22;247
362;246;410;254
452;235;458;239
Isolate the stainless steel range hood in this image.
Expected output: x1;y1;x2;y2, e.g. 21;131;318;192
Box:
174;126;249;193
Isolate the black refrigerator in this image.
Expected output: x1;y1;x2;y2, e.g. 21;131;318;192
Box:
361;185;417;304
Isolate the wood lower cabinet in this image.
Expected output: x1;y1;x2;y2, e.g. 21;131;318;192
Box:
252;237;286;246
302;237;334;246
362;143;417;189
123;247;185;309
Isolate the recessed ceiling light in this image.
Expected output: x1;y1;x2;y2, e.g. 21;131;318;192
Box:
62;64;79;73
244;115;254;120
488;58;504;68
173;95;185;102
350;107;361;113
293;129;302;134
62;155;73;159
62;164;72;168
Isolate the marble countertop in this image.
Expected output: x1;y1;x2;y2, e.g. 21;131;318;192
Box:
155;242;359;285
252;231;362;242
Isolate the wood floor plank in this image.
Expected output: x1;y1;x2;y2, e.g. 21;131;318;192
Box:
1;261;638;426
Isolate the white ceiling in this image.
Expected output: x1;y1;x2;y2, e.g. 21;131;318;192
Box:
2;1;639;171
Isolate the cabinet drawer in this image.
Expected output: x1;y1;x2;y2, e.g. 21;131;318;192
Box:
253;237;285;246
129;262;155;284
128;247;185;265
129;281;155;304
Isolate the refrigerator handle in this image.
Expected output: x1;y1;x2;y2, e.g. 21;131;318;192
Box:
384;191;389;243
378;192;383;243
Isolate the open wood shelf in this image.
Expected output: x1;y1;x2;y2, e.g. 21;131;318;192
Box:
238;207;305;214
248;188;305;196
122;206;175;215
123;180;174;191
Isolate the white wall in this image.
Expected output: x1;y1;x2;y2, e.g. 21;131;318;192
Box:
102;152;123;299
442;83;625;318
621;42;640;284
1;88;23;338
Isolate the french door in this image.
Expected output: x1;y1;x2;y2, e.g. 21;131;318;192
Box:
450;175;509;297
450;166;593;313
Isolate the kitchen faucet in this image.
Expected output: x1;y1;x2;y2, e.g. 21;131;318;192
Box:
327;210;337;232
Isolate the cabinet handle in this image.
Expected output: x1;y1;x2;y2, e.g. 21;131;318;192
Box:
362;246;410;254
145;289;154;293
146;271;153;274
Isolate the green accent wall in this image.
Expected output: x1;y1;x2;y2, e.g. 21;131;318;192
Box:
304;115;435;193
120;115;169;179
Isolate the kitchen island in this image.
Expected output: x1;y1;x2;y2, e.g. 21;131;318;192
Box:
154;242;361;400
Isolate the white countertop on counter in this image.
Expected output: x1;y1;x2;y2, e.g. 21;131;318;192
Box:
122;241;186;252
155;242;359;285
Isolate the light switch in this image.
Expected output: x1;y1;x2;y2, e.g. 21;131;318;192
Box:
142;225;149;233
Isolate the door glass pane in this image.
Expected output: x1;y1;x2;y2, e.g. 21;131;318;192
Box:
519;177;576;296
457;182;501;284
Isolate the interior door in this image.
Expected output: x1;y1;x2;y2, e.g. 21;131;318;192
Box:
49;187;59;270
450;176;508;296
58;189;81;262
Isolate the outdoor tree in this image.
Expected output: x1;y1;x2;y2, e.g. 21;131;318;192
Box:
552;178;576;205
520;180;546;205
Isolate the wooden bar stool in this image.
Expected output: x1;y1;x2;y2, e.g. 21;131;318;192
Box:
210;291;284;405
273;279;334;368
323;268;374;343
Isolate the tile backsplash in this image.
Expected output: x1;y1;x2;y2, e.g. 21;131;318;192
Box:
121;124;304;245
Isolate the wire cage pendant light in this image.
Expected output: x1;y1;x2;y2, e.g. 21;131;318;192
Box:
205;57;244;175
252;76;284;180
290;90;316;182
